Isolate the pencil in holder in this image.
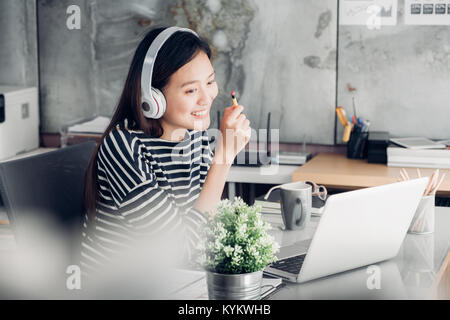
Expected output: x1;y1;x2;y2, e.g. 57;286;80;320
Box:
347;126;368;159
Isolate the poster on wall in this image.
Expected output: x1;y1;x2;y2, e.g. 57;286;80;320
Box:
404;0;450;25
339;0;398;27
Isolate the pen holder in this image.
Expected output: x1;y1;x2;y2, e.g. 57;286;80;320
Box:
347;128;368;159
408;195;435;234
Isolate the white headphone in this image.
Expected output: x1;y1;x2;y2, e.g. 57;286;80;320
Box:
141;26;199;119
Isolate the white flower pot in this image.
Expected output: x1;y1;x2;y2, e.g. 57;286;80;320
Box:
206;270;263;300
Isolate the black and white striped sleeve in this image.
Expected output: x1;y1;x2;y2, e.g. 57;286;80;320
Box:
98;129;208;253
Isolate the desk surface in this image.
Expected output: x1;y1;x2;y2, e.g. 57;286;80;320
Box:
293;153;450;196
266;207;450;299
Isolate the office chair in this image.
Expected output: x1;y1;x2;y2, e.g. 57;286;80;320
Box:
0;141;97;267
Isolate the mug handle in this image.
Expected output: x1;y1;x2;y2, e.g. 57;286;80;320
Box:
294;197;303;226
264;185;282;200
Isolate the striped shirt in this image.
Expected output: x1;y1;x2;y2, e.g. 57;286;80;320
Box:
80;124;213;278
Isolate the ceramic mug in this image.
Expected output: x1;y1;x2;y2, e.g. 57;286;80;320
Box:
265;181;312;230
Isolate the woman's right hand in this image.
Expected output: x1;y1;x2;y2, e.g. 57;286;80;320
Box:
216;105;251;165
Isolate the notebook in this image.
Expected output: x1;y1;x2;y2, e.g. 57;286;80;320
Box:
255;188;327;216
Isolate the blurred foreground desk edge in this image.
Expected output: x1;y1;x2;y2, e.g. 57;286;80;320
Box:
292;153;450;197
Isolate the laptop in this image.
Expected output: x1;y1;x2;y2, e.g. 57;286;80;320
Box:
264;178;428;283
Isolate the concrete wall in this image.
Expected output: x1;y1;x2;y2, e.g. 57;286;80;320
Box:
337;0;450;141
0;0;38;87
239;0;337;144
37;0;96;132
2;0;449;144
35;0;337;143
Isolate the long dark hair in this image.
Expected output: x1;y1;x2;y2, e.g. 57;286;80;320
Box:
84;26;212;220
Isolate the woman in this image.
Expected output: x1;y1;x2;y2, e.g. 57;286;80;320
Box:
80;26;251;278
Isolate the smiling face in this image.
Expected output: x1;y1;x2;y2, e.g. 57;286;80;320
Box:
159;50;218;141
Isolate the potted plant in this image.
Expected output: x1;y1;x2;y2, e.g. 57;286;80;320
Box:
196;197;279;300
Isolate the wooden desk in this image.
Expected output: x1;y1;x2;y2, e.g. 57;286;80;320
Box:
292;153;450;196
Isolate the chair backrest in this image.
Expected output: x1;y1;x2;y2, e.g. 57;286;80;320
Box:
0;141;97;264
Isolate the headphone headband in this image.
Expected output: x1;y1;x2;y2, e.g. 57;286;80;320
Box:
141;27;199;119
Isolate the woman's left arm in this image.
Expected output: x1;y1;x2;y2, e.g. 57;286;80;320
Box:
194;149;231;216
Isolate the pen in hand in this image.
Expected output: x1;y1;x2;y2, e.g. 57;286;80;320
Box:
231;91;238;108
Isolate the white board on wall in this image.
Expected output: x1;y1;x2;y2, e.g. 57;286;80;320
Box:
339;0;398;27
404;0;450;25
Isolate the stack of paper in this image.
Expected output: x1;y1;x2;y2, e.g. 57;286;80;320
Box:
390;137;447;150
387;145;450;169
255;198;326;217
67;116;110;134
255;199;281;213
254;199;283;225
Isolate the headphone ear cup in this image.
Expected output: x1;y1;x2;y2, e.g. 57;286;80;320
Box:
150;87;166;119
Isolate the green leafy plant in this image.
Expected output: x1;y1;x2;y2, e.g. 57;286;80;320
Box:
197;197;279;274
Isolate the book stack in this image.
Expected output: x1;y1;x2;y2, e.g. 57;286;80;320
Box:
255;188;327;219
60;116;109;146
387;145;450;169
255;199;284;225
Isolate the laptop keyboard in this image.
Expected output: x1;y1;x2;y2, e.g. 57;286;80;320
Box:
269;254;306;274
